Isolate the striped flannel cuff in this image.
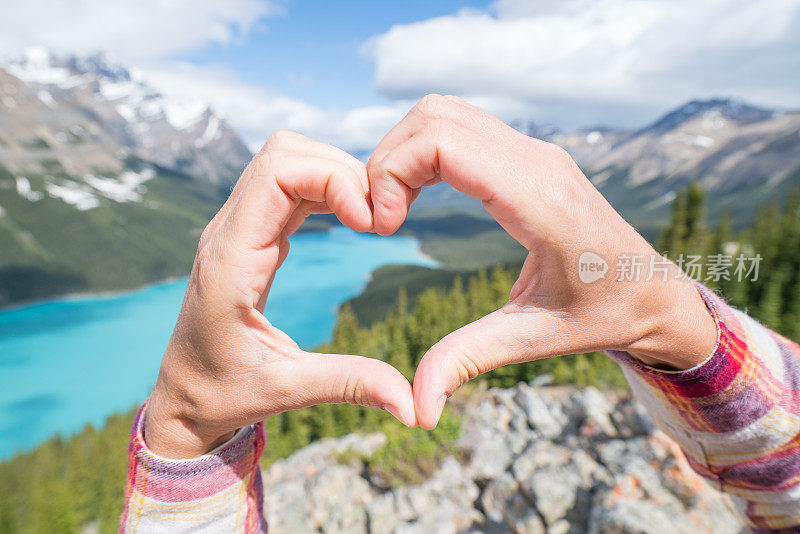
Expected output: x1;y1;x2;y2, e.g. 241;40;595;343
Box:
119;402;267;533
607;283;782;434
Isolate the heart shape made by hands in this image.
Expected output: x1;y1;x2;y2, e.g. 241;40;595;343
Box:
147;96;714;459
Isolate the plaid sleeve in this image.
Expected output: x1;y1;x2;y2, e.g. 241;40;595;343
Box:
608;285;800;531
118;403;267;533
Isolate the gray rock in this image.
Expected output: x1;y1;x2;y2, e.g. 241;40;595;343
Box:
595;438;657;474
613;398;657;437
365;493;400;533
512;441;572;483
547;519;571;534
569;386;618;436
525;463;584;525
589;497;697;534
259;385;745;534
481;473;520;522
515;383;567;439
504;493;546;534
458;396;521;480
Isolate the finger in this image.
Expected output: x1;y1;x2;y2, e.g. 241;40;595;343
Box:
265;130;368;191
412;309;588;430
284;200;332;237
293;351;417;427
220;154;371;308
367;94;473;171
226;153;372;252
208;131;369;241
366;96;459;235
369;120;494;235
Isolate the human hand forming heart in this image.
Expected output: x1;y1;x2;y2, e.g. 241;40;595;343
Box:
366;95;717;429
145;131;416;458
145;95;717;458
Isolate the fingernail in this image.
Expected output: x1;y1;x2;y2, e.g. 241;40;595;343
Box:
434;394;447;426
383;404;408;427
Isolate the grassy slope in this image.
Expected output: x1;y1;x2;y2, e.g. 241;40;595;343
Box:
397;213;526;269
346;263;522;327
0;163;226;305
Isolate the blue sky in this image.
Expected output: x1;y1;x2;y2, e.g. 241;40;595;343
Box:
3;0;800;152
180;0;491;109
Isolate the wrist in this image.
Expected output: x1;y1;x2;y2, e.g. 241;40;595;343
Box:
144;375;234;459
623;274;718;370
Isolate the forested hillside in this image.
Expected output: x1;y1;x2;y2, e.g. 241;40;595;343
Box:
3;183;800;532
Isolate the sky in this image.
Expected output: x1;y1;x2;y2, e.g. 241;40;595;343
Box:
2;0;800;153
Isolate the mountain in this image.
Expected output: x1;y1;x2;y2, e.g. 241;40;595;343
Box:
3;49;799;305
0;48;249;182
582;99;800;232
414;98;800;237
0;49;252;305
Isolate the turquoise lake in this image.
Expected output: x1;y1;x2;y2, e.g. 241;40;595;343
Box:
0;228;436;459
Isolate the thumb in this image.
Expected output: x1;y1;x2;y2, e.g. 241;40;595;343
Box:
412;309;576;430
294;351;417;427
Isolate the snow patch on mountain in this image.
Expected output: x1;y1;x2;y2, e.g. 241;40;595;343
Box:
585;131;603;145
83;169;155;203
45;180;100;211
5;47;72;85
15;177;43;202
36;90;56;108
162;99;208;130
198;115;221;146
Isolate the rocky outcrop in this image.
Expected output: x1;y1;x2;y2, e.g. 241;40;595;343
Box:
261;383;745;534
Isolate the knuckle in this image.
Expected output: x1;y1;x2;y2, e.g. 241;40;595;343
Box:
263;130;292;152
338;373;367;406
453;353;483;388
427;117;454;142
197;222;215;252
442;94;466;106
544;142;574;167
416;93;448;117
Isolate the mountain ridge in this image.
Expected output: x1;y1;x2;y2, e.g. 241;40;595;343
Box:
416;97;800;234
0;49;252;305
3;48;800;304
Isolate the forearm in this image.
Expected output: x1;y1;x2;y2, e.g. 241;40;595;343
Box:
608;285;800;530
119;403;267;533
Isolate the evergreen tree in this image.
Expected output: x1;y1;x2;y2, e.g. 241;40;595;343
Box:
757;267;786;331
332;303;360;351
783;274;800;341
684;181;707;252
708;211;732;291
660;188;688;255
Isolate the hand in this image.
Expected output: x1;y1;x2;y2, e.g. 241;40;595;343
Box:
146;131;416;458
367;94;717;430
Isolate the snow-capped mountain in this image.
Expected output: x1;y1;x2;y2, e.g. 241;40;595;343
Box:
0;49;252;305
576;98;800;231
415;98;800;235
0;47;250;184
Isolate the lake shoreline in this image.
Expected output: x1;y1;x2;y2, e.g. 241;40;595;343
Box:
0;275;189;314
0;230;438;459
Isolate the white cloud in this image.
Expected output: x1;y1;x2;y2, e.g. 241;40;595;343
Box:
0;0;280;62
363;0;800;127
145;62;409;154
1;0;406;155
6;0;798;156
